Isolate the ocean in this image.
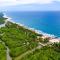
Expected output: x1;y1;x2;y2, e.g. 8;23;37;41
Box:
5;11;60;37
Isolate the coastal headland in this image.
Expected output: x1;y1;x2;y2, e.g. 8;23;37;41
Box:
0;13;60;60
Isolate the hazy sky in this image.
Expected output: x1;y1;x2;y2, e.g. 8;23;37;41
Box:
0;0;60;6
0;0;60;11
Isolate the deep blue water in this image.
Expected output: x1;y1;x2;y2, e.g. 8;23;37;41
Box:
6;11;60;37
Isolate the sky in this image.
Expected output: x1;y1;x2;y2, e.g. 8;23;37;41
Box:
0;0;60;11
0;0;60;6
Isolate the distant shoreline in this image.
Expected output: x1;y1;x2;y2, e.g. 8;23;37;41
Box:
3;13;58;38
3;13;60;43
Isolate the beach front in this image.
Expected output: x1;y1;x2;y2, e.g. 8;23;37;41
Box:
0;12;60;60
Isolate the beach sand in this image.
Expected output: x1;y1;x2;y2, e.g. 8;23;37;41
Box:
3;13;60;43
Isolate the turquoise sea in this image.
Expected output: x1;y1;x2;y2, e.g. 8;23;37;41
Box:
6;11;60;37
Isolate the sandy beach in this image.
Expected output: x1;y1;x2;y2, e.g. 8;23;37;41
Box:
3;13;60;43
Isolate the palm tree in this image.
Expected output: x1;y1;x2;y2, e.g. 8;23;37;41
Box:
53;42;60;52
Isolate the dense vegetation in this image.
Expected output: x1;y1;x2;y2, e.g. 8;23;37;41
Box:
0;12;4;18
0;18;7;24
21;43;60;60
38;37;49;43
0;42;6;60
0;21;42;58
0;13;7;60
0;12;7;24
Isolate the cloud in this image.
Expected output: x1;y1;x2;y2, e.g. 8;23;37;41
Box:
16;0;52;4
0;0;60;7
54;0;60;1
0;0;17;6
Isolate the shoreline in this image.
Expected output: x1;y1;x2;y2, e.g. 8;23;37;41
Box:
3;13;60;42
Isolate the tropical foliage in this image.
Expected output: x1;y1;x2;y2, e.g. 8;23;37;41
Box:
21;45;60;60
0;13;7;24
0;42;6;60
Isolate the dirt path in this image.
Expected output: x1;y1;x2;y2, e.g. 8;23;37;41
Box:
6;47;12;60
0;19;12;60
14;45;42;60
0;41;12;60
